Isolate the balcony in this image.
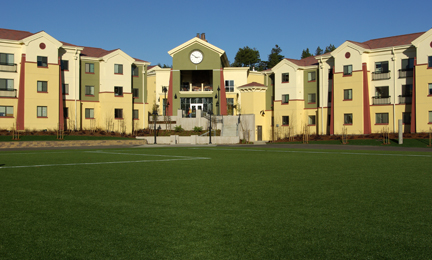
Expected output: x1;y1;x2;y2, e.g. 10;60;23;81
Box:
0;63;17;72
0;89;17;97
181;83;213;92
398;95;412;104
372;96;391;105
399;69;413;78
372;71;391;80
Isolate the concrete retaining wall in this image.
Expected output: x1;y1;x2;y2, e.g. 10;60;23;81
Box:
137;135;239;145
0;139;148;149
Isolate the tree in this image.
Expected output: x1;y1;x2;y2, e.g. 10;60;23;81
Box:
301;48;312;59
315;46;323;56
324;44;336;53
267;45;284;69
231;46;261;69
156;63;172;68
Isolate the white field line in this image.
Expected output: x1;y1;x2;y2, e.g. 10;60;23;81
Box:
0;151;210;169
85;150;209;159
189;148;432;157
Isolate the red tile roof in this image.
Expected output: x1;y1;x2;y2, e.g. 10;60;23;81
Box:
285;56;318;67
60;41;79;47
0;28;33;40
133;57;149;63
349;32;424;49
238;82;267;88
81;47;117;58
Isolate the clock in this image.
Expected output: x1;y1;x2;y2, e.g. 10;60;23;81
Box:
190;50;203;64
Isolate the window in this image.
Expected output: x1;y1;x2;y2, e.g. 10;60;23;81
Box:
114;86;123;96
402;84;412;96
0;53;14;65
343;65;352;76
61;60;69;71
428;83;432;95
85;108;94;119
115;109;123;119
401;58;414;70
37;56;47;67
0;106;13;117
225;80;234;92
375;61;389;73
376;113;389;124
344;113;353;124
402;112;411;124
0;79;14;90
85;85;94;96
282;116;289;125
64;107;69;118
282;73;289;83
308;71;316;81
428;56;432;68
37;106;47;117
282;94;289;104
308;93;316;103
328;91;332;103
114;64;123;74
429;111;432;123
344;89;352;100
85;63;94;73
133;109;139;119
227;98;234;115
37;81;47;92
62;84;69;94
132;65;139;76
133;88;139;98
375;86;389;97
308;115;316;125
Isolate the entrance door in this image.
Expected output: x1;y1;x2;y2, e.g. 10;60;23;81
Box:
190;104;203;117
257;125;262;141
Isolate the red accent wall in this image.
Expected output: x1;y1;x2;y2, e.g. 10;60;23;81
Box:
167;69;173;116
58;57;64;130
330;67;335;135
16;54;26;130
362;63;371;134
411;58;416;133
219;68;227;115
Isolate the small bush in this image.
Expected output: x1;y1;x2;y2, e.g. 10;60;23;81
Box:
193;126;203;132
174;125;184;132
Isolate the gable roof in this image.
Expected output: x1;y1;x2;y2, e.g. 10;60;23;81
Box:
349;32;424;50
284;56;318;67
238;82;267;88
0;28;33;40
81;46;117;58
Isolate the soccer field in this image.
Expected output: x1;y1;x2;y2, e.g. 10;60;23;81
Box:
1;146;431;259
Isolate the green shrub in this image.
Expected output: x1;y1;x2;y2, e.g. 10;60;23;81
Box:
193;126;203;132
174;125;184;132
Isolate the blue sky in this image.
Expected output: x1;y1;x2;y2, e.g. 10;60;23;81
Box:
3;0;431;66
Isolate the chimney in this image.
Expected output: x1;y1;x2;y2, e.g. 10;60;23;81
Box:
200;33;207;42
196;33;200;38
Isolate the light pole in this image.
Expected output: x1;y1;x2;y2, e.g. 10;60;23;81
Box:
217;86;220;116
162;86;167;116
153;110;158;144
208;110;213;144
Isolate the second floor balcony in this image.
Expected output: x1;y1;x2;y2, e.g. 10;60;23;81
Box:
372;96;391;105
0;89;17;98
398;95;412;104
372;71;391;81
0;63;17;73
180;83;213;92
399;69;413;78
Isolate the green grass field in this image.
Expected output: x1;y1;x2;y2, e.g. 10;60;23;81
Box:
1;146;431;259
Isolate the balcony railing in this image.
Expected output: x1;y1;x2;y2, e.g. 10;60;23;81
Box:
398;95;412;104
372;71;391;80
399;69;413;78
0;89;17;97
0;63;17;72
372;96;391;105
